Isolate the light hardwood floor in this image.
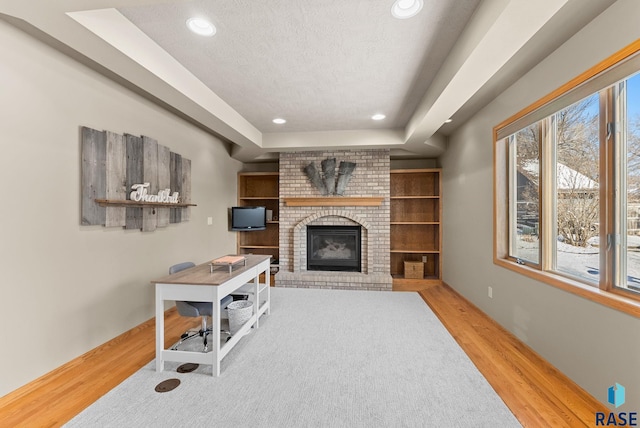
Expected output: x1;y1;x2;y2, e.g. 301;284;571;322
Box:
0;308;195;428
419;283;607;427
0;284;607;427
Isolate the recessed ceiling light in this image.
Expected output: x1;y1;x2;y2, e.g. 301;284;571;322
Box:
391;0;424;19
444;119;452;123
372;114;386;121
273;118;286;124
186;17;216;37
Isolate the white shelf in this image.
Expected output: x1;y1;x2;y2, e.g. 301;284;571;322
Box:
236;282;270;294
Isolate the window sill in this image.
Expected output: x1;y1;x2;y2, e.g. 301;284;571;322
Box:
494;257;640;318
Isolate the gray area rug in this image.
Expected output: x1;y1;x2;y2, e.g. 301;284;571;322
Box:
65;287;521;427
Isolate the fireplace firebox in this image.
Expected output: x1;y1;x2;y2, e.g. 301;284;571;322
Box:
307;225;361;272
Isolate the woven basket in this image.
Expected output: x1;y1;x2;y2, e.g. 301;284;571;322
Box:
227;300;253;335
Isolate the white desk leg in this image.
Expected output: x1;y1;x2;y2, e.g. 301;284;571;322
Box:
212;293;220;376
253;274;259;328
266;264;271;315
155;285;164;373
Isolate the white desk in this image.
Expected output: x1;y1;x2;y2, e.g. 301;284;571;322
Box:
151;254;271;376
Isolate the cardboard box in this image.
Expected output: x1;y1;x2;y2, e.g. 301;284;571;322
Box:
404;261;424;279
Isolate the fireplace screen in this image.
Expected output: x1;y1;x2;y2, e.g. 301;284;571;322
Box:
307;225;361;272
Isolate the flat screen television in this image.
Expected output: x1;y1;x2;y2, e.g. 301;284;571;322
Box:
230;206;266;231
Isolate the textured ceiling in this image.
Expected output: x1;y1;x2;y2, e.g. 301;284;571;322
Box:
118;0;480;133
0;0;618;161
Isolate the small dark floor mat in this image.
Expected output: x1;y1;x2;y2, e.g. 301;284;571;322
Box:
155;378;180;393
177;363;199;373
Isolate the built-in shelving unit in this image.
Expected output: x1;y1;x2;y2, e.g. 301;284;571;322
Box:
390;168;442;286
237;172;279;282
237;169;442;289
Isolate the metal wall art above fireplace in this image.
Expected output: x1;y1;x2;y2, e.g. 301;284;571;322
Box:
307;225;361;272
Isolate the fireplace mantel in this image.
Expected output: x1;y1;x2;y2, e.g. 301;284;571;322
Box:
282;197;384;207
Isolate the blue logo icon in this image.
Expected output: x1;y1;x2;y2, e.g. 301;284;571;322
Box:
608;383;626;408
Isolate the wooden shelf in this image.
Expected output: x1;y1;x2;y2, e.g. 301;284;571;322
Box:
391;198;439;223
390;169;442;280
283;197;383;207
391;221;440;225
94;199;197;208
238;172;280;265
238;173;279;198
391;249;440;253
390;169;440;197
392;274;440;280
239;197;279;200
390;196;440;199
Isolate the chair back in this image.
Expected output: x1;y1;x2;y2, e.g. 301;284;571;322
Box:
169;262;199;317
169;262;195;275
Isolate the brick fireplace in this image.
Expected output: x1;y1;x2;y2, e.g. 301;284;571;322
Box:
275;149;392;291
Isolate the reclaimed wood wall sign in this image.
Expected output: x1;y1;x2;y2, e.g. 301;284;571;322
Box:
81;126;195;232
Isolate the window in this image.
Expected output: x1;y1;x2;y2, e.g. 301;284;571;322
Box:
508;124;540;265
495;40;640;316
552;94;600;282
617;72;640;293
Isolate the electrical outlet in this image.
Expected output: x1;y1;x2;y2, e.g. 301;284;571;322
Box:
422;255;427;263
207;217;213;225
488;286;493;298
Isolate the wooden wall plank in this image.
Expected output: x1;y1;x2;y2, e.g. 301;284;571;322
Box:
157;145;171;227
181;158;191;222
142;136;159;232
105;131;126;227
125;134;143;230
170;152;182;224
81;127;106;226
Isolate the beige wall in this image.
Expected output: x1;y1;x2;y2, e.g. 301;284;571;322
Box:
441;0;640;409
0;20;241;396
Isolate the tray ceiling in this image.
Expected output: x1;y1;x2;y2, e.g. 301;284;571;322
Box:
0;0;618;161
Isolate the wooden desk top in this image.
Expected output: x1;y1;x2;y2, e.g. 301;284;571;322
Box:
151;254;271;286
